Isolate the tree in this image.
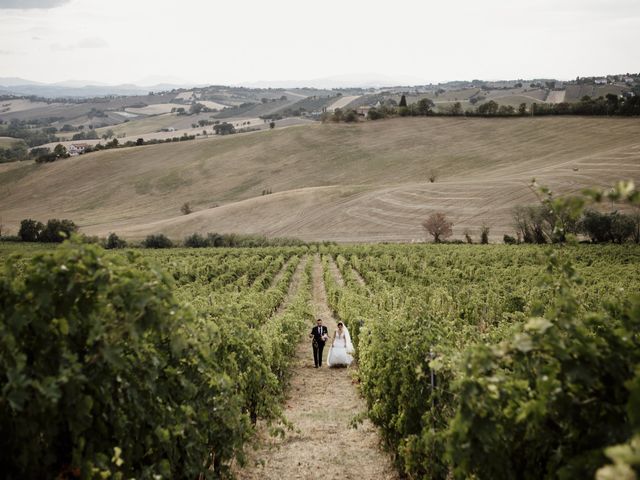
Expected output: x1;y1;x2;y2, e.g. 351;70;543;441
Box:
269;121;275;129
136;138;144;146
610;212;635;243
422;212;453;243
18;219;44;242
180;202;192;215
142;234;173;248
449;102;463;116
518;103;528;115
39;219;78;243
480;225;490;244
399;95;408;108
367;107;383;120
343;110;358;122
189;102;206;115
477;100;499;116
417;98;435;115
104;232;127;249
214;122;235;135
53;144;69;159
184;233;208;248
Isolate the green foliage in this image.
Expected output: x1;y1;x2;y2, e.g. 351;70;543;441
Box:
213;122;236;135
447;252;640;479
477;100;500;116
39;218;78;243
480;225;490;244
142;234;174;248
0;242;244;478
104;232;127;249
417;98;435;115
18;218;44;242
320;243;640;479
503;234;517;244
178;232;306;248
0;143;29;163
0;242;314;478
183;232;208;248
0;121;59;147
581;209;635;243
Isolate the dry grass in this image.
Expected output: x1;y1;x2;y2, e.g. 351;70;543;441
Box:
0;136;24;148
1;117;639;242
239;256;398;480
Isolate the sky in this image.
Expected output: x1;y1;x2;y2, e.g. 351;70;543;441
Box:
0;0;639;86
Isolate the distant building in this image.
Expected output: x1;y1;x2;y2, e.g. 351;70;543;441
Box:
68;143;90;156
594;77;608;85
357;106;371;116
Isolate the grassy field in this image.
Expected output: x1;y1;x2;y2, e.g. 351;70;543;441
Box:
1;117;639;242
0;136;25;148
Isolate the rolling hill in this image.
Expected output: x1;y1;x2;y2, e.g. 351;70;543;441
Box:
1;117;639;242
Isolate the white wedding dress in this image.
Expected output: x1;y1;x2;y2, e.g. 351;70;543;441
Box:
327;327;354;367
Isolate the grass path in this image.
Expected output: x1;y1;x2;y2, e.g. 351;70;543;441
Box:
238;255;398;479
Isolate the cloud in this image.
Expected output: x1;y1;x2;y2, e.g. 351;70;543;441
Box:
51;37;108;51
0;0;71;9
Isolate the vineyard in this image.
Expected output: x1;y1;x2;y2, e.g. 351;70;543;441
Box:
1;242;639;479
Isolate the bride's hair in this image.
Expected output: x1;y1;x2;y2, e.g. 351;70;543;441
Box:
337;322;344;327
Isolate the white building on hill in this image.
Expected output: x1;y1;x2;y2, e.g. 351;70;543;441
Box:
68;143;90;155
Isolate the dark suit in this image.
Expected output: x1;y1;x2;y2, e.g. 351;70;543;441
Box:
310;325;328;367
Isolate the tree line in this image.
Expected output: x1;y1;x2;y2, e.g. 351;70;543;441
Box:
5;219;308;249
324;93;640;123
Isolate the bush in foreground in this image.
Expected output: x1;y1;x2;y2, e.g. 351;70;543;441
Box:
0;241;246;478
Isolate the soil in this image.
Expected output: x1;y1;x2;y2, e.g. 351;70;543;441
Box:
238;255;398;480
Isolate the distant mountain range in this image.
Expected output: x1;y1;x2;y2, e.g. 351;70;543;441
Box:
0;74;430;98
0;77;200;98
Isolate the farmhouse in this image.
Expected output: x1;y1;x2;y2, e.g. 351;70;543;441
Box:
68;143;90;155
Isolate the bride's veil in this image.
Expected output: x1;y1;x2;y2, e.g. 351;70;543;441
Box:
343;324;355;354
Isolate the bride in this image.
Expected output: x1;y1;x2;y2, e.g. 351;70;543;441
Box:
327;322;354;367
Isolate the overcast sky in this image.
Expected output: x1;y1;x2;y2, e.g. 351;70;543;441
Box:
0;0;639;86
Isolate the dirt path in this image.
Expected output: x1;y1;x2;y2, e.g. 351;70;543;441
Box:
238;255;398;480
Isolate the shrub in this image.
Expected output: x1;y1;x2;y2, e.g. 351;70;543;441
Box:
580;209;635;243
503;234;517;244
480;225;490;244
183;233;208;248
18;218;44;242
142;234;173;248
367;107;384;120
39;219;78;243
447;255;640;479
0;241;244;478
180;202;192;215
104;232;127;249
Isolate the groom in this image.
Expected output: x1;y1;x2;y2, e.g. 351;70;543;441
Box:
309;318;328;368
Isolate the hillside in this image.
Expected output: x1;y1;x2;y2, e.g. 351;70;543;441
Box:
1;117;639;242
